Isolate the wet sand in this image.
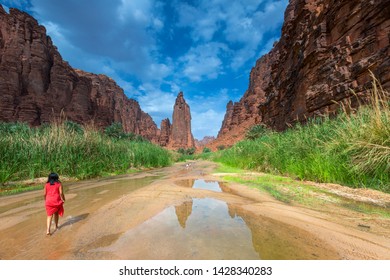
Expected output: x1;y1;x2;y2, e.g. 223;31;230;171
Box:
0;161;389;259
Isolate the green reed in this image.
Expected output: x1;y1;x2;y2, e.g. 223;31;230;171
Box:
215;76;390;192
0;122;172;185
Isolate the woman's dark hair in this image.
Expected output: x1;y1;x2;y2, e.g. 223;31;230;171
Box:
47;172;60;185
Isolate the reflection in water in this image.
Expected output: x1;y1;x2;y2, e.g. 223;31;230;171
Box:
175;201;192;228
97;198;259;259
176;179;223;192
193;180;222;192
94;180;340;260
1;177;341;260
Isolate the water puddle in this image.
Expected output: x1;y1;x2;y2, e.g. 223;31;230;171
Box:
93;196;339;259
176;179;225;192
192;179;222;192
0;177;346;259
0;175;158;259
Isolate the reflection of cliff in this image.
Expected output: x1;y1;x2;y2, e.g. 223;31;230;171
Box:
176;179;195;189
226;204;339;259
219;182;235;196
175;200;193;228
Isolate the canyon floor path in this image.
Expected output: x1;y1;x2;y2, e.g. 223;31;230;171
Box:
1;161;390;260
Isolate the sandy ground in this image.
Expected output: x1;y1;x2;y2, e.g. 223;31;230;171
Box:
0;160;389;260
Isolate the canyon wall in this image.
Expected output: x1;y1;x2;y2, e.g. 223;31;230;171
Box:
216;0;390;147
0;6;158;141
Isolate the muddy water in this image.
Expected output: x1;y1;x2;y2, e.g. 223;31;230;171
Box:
0;176;339;260
0;175;157;259
85;180;339;260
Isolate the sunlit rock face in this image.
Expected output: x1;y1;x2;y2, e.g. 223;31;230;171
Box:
168;92;195;149
0;6;159;142
216;0;390;147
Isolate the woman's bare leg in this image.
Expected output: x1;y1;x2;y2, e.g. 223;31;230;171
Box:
54;212;59;230
46;215;53;235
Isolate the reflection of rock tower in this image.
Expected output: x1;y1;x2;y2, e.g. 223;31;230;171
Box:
170;92;195;149
175;200;193;228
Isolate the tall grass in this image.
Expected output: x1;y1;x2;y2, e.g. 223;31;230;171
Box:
215;76;390;192
0;122;172;184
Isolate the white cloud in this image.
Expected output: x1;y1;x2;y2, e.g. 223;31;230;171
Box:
258;36;279;57
146;62;172;81
174;0;288;71
134;83;178;126
191;109;225;139
29;0;168;84
17;0;289;139
1;0;24;8
117;0;152;23
179;42;228;81
187;88;232;138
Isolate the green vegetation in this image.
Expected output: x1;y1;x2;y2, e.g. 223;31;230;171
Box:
219;169;390;218
0;184;44;196
177;147;196;155
245;124;270;140
104;122;145;142
0;121;172;193
217;145;226;151
214;76;390;193
214;163;245;174
174;147;196;162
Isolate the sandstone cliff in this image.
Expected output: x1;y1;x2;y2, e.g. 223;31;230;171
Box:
167;92;195;149
216;0;390;147
0;6;158;141
195;136;216;147
159;118;171;147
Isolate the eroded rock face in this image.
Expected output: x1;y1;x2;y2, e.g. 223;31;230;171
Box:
159;118;171;147
216;0;390;146
168;92;195;149
195;136;216;147
0;6;158;141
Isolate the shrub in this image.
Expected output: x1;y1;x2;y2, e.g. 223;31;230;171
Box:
104;122;127;139
217;145;226;151
245;124;270;140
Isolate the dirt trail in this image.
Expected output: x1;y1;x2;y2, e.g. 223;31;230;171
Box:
0;160;389;260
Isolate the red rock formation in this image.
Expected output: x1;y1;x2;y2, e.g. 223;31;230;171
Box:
159;118;171;147
216;0;390;147
168;92;195;149
0;6;158;141
195;136;216;147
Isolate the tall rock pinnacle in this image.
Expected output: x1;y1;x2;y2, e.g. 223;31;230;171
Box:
169;92;195;149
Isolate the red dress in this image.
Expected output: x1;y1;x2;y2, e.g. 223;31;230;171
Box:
45;182;64;216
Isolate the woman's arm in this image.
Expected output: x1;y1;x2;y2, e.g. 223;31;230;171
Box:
59;184;66;202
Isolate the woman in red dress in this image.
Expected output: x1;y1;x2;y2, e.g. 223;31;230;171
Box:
44;172;65;235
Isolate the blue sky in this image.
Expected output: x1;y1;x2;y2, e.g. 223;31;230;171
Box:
1;0;288;139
